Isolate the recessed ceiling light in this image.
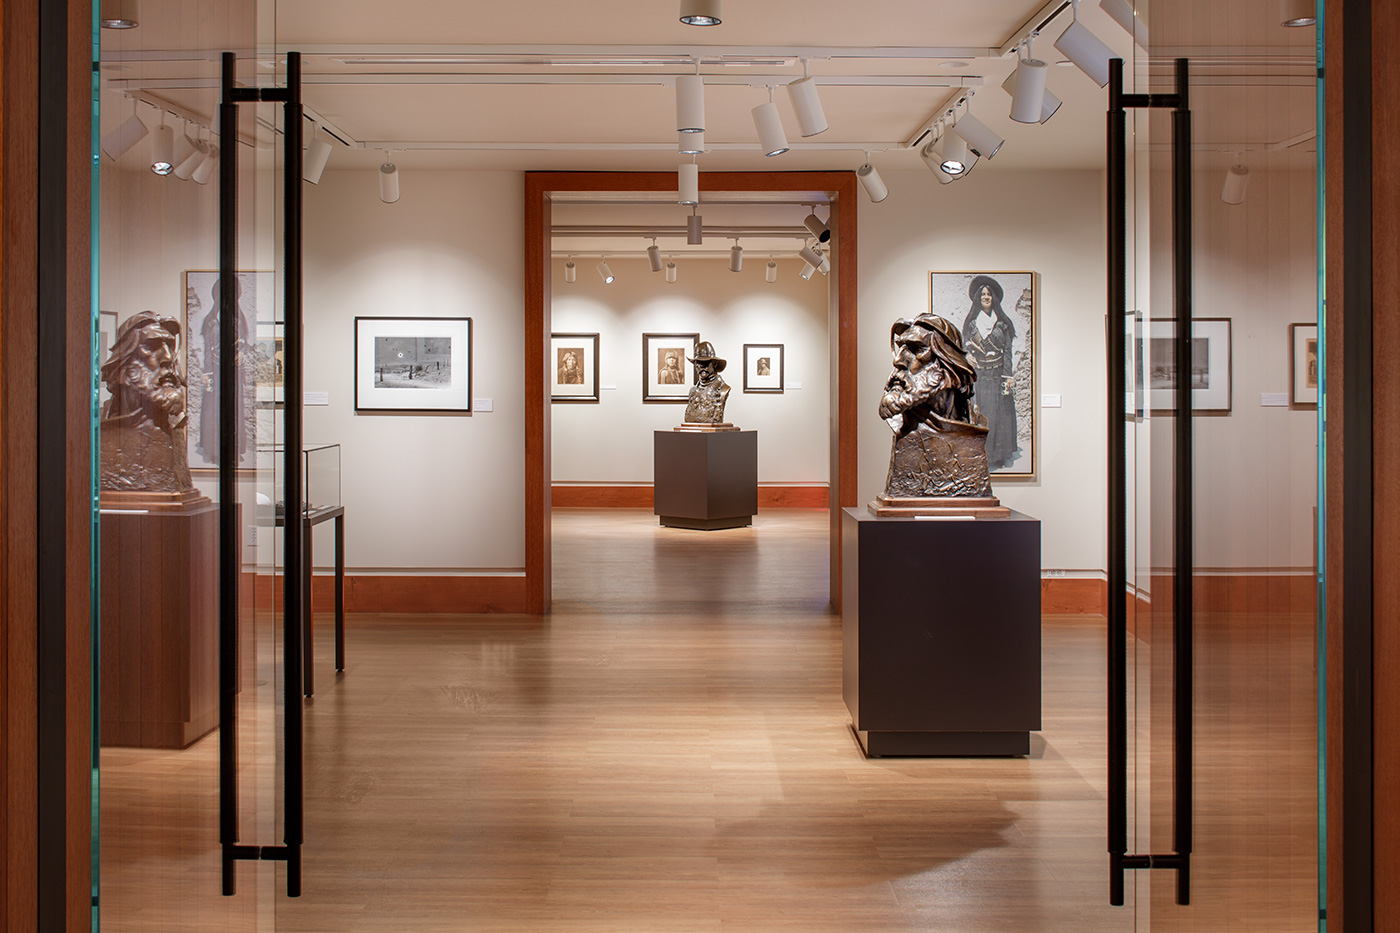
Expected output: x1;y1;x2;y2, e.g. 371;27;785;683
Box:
939;61;970;69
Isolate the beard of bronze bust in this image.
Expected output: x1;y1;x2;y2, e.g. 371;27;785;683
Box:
100;311;195;495
878;313;995;501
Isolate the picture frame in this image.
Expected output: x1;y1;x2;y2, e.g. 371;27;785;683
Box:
551;332;600;403
742;343;784;394
1123;310;1144;421
98;310;118;411
255;322;285;404
930;271;1036;477
1290;323;1319;408
642;332;698;402
354;316;472;413
184;270;275;472
1147;317;1232;414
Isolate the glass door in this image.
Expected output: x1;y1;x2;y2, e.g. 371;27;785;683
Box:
1119;1;1322;929
95;2;292;928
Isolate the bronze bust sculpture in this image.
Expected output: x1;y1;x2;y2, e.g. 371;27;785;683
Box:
99;311;197;496
871;313;1006;516
682;341;732;426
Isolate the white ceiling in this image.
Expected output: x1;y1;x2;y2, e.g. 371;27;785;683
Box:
99;0;1318;255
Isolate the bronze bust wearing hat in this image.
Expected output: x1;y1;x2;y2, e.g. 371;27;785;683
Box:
682;340;732;426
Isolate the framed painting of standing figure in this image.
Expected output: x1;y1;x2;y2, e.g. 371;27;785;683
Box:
551;332;600;402
929;271;1036;477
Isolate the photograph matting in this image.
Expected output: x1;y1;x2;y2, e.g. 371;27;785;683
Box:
1147;317;1232;413
551;332;600;403
742;344;784;394
355;316;472;413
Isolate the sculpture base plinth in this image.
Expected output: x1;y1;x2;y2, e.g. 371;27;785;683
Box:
673;422;740;433
99;497;223;749
867;495;1010;518
654;429;758;530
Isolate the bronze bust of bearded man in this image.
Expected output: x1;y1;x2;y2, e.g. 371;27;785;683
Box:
870;313;1007;517
99;310;198;496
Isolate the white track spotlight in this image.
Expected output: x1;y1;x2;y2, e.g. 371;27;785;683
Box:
857;159;888;203
665;259;678;283
150;117;175;175
1002;69;1063;123
950;106;1003;159
678;161;700;205
687;207;703;245
1280;0;1316;26
798;241;824;268
679;131;705;155
920;140;957;185
190;144;218;186
676;74;705;134
765;259;778;284
679;0;721;26
786;62;828;137
379;159;400;203
752;87;790;157
818;253;831;276
802;207;831;244
729;240;744;272
799;262;817;281
100;0;139;28
1100;0;1149;44
304;125;333;184
174;129;207;180
1009;39;1050;124
1221;161;1250;205
940;132;972;176
597;259;615;284
1054;0;1116;88
564;259;577;283
648;238;665;272
101;98;148;161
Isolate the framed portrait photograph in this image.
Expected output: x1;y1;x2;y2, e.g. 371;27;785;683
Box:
354;316;472;413
642;332;697;402
184;270;275;471
255;323;285;404
742;344;784;394
930;271;1036;477
1290;323;1319;408
551;333;600;403
1148;317;1232;414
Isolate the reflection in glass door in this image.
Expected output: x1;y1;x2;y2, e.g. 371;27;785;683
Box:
1118;2;1322;929
95;3;289;929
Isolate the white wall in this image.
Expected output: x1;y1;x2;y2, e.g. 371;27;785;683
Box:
303;170;526;571
550;256;829;485
858;169;1109;573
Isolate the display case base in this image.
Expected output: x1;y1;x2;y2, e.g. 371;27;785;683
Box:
658;514;752;531
654;429;758;531
855;728;1031;757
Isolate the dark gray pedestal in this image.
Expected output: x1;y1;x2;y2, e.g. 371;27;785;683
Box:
841;507;1041;757
654;430;758;530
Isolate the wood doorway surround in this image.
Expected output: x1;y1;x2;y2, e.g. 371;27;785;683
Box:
524;171;859;614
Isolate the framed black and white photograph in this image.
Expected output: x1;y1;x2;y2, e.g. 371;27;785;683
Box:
355;316;472;413
642;332;697;402
1148;317;1232;414
98;311;118;411
1290;323;1319;408
184;270;275;471
742;343;784;394
930;271;1036;476
1125;310;1145;421
255;323;285;404
551;332;600;403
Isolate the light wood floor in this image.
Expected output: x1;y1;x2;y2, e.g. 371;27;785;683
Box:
99;509;1318;932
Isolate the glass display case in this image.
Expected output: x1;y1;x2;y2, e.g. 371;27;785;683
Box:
259;443;341;518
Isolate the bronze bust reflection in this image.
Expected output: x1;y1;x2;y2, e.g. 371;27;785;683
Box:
99;311;196;495
871;313;1006;516
682;341;732;426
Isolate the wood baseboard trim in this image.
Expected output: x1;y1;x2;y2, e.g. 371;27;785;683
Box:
552;484;830;509
1042;577;1108;615
246;572;529;614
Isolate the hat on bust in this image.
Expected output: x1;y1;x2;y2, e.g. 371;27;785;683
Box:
687;341;727;371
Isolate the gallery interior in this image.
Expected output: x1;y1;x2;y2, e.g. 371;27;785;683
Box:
9;0;1400;930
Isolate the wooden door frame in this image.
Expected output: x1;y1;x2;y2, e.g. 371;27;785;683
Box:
523;171;858;614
